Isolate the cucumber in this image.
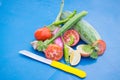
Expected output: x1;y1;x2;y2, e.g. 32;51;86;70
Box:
74;20;101;44
61;11;101;44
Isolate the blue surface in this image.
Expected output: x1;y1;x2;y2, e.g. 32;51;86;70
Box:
0;0;120;80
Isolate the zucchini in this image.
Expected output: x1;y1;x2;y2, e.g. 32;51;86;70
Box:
61;11;101;44
74;20;101;44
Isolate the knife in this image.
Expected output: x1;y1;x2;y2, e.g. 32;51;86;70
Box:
19;50;86;78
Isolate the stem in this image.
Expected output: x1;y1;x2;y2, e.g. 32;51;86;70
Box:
53;10;77;26
47;0;64;28
55;0;64;22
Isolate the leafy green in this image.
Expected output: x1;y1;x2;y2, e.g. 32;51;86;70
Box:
37;41;47;51
90;51;98;59
82;45;93;53
80;44;98;59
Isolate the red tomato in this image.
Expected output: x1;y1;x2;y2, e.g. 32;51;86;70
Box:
34;27;52;41
44;44;63;61
92;40;106;55
63;29;80;46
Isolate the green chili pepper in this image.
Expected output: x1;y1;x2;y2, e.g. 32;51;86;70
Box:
64;44;70;64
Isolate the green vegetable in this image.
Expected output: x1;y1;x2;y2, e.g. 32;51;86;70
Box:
82;45;98;59
61;11;101;59
47;0;64;30
48;10;76;31
55;0;64;22
47;0;76;30
62;36;70;64
90;51;98;59
37;40;50;51
61;11;101;45
37;11;88;51
67;35;74;46
53;10;76;26
64;44;70;64
74;20;101;44
82;45;93;53
53;11;87;42
77;44;98;59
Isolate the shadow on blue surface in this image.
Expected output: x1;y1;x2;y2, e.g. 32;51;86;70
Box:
80;57;97;66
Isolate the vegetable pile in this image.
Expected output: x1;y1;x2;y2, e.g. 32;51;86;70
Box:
31;0;106;66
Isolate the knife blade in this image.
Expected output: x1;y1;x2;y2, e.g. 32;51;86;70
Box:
19;50;86;78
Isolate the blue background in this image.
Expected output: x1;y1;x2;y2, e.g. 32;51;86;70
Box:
0;0;120;80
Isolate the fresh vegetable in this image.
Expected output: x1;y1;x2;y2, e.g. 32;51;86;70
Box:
61;11;101;45
46;0;64;31
92;40;106;55
62;33;81;65
61;11;106;57
76;44;99;59
74;20;101;44
54;37;63;48
53;10;77;26
37;11;88;51
90;51;98;59
77;44;93;57
52;27;60;34
63;29;80;46
54;0;64;22
34;27;52;41
30;0;106;68
52;27;63;48
48;10;77;31
47;0;76;30
44;44;63;61
52;11;87;42
64;44;70;64
63;43;81;66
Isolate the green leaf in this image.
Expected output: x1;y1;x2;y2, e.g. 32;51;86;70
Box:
90;51;98;59
82;45;93;53
37;41;47;51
